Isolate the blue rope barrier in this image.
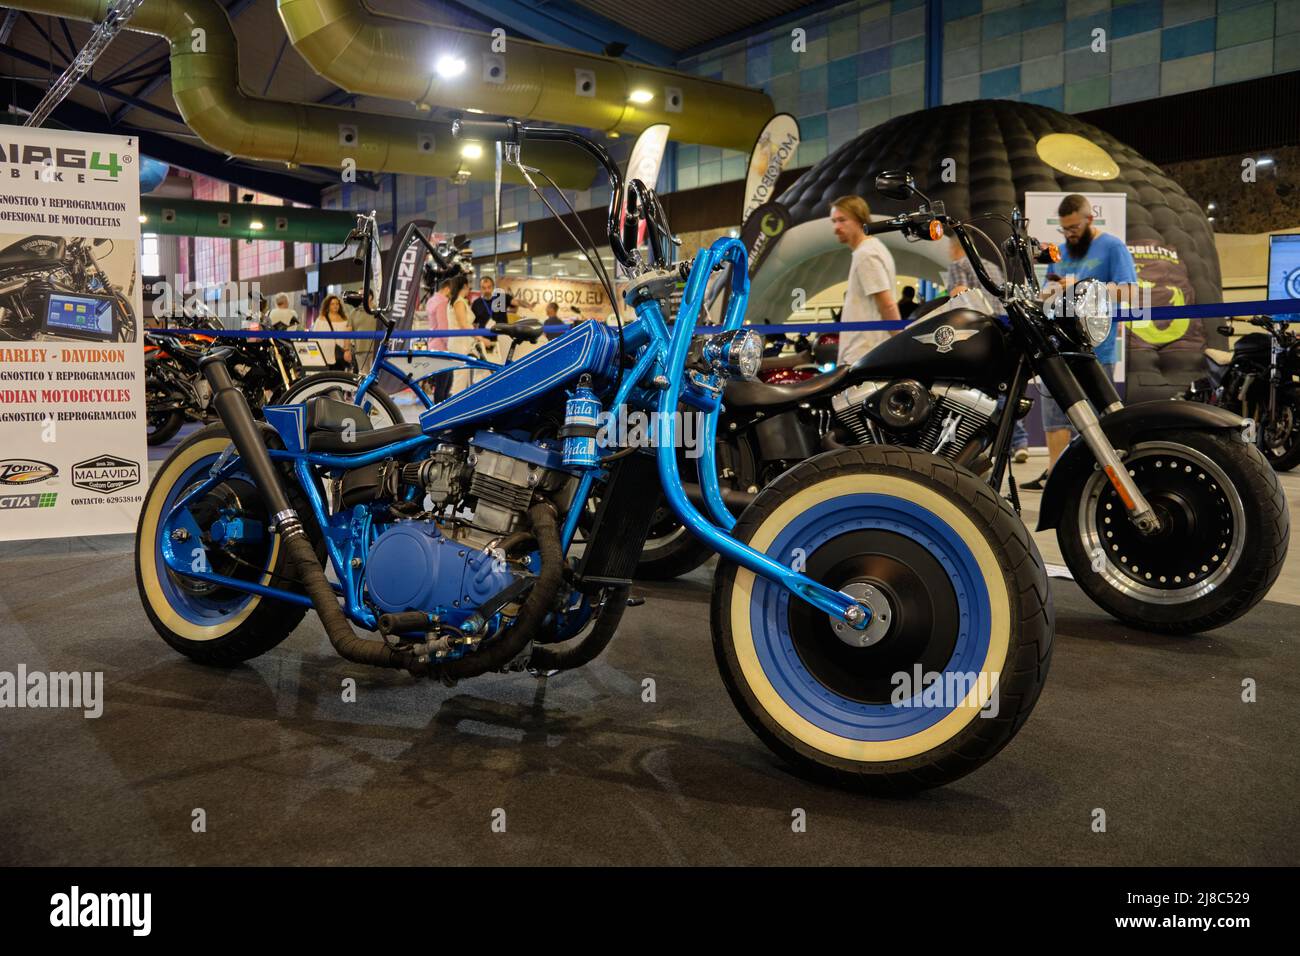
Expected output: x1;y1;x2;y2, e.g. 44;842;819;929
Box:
148;296;1300;340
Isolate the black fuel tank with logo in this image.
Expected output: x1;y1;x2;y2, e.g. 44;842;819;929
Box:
0;236;66;273
850;307;1012;393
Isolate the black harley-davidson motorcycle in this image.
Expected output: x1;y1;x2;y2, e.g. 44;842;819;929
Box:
145;315;305;445
1185;314;1300;471
0;234;136;343
641;171;1288;635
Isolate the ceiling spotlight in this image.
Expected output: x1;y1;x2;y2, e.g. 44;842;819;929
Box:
138;214;148;224
435;55;466;78
628;89;654;104
1207;202;1216;211
249;220;264;230
461;142;483;160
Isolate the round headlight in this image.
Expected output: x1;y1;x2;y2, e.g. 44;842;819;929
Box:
701;328;763;380
1072;279;1112;347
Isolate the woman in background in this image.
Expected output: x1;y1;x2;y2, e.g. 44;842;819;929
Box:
446;275;479;394
312;294;354;371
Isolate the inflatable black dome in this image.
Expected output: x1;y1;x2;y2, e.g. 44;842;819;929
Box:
777;99;1222;400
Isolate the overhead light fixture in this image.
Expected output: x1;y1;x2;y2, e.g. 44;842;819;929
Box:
138;214;148;224
461;142;483;160
1207;202;1217;211
249;220;264;230
499;221;519;230
465;107;485;114
628;89;654;104
1256;157;1275;168
435;55;466;78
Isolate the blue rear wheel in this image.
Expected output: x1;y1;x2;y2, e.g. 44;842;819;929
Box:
135;424;313;665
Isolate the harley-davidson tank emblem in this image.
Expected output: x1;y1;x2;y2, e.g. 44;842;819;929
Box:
914;325;978;353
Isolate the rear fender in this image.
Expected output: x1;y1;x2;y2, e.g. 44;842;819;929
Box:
1036;400;1248;531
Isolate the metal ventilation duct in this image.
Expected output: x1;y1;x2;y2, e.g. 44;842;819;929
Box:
7;0;595;187
140;197;356;242
276;0;774;152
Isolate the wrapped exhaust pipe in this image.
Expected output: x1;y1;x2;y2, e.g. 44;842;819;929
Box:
198;349;419;673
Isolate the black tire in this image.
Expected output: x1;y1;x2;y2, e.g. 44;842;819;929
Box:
1057;429;1288;634
636;512;716;580
712;446;1053;794
1262;395;1300;472
135;424;322;666
146;408;184;446
279;372;404;427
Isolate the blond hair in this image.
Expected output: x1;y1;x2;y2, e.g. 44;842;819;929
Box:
830;195;871;228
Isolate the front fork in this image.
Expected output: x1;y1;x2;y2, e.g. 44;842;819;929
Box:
1041;355;1161;535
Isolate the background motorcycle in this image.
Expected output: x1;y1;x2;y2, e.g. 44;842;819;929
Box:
1186;315;1300;471
134;122;1052;794
646;172;1288;635
145;313;304;445
0;235;136;342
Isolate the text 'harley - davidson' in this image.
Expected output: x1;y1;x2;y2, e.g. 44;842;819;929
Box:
134;123;1054;793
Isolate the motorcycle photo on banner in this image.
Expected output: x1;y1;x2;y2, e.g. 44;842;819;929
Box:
0;127;146;541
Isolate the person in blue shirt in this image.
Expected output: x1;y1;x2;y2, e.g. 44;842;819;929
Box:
1022;193;1139;490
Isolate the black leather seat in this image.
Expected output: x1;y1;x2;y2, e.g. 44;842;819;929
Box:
724;366;852;409
308;424;422;453
304;395;421;453
494;318;544;343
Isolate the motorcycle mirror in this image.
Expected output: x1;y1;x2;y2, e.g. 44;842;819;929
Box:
93;237;108;247
875;170;917;201
621;183;642;258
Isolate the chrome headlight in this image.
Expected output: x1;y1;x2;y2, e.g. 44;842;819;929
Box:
701;328;763;380
1072;279;1112;347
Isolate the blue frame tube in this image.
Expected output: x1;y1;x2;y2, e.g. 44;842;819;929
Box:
651;238;868;628
159;238;865;629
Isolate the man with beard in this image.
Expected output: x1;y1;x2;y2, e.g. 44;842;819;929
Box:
1022;193;1138;490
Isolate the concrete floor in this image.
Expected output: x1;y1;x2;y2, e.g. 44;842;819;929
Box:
1;444;1295;865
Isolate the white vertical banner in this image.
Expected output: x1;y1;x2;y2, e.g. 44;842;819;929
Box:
617;123;670;278
741;113;800;226
1024;191;1128;379
0;128;146;540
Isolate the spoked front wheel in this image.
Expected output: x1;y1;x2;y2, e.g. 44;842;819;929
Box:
711;446;1053;794
1057;429;1289;633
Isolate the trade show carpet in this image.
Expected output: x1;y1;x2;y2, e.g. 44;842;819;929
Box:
0;538;1296;867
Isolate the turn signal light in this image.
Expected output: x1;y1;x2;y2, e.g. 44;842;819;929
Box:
928;220;944;241
1044;242;1060;262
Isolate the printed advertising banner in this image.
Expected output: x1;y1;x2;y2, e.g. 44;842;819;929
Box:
0;128;145;540
742;113;800;226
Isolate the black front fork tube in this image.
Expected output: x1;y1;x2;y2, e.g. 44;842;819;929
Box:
1037;354;1160;534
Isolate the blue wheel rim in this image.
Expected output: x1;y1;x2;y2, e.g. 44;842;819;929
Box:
748;493;993;742
156;454;268;628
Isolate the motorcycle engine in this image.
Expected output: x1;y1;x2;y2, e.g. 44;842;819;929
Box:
348;431;572;619
832;380;999;459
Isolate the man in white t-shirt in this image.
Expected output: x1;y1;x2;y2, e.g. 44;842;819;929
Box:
830;195;900;366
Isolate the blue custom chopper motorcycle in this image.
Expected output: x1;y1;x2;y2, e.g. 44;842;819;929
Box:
135;121;1053;792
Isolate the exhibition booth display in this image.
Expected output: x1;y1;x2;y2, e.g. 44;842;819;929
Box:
0;97;1294;800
